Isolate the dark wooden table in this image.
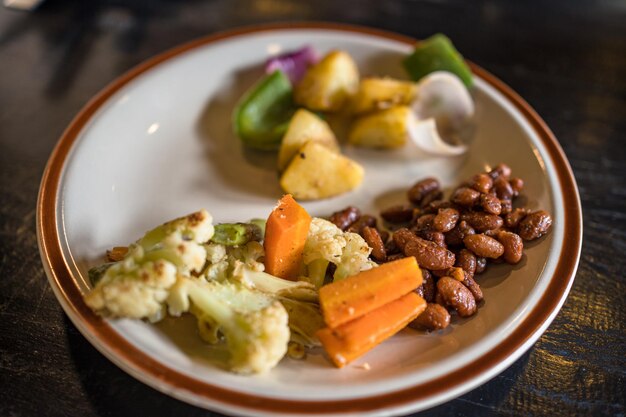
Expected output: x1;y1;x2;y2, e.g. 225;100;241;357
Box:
1;1;624;416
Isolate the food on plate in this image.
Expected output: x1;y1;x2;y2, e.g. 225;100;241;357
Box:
317;292;426;368
232;35;476;200
302;217;375;288
403;33;473;87
318;256;422;329
233;70;295;150
293;50;359;112
279;141;365;200
348;105;415;148
326;163;553;332
265;45;318;84
84;160;553;373
277;108;339;172
350;77;417;115
263;194;312;280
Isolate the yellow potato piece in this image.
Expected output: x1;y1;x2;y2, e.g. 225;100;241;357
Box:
351;78;417;115
348;106;414;149
280;141;364;200
277;109;339;172
294;50;359;112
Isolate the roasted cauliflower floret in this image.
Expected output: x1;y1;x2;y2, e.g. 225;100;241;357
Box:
167;277;290;374
302;217;376;287
84;210;214;321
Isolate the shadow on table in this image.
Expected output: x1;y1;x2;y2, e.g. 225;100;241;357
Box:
64;315;221;417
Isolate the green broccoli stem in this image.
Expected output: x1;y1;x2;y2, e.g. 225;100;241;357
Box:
306;259;330;289
211;223;263;246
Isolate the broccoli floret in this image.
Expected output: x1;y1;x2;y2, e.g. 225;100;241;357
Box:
84;210;214;321
167;277;290;374
302;217;376;287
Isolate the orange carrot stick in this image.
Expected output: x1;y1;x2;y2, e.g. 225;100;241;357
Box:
263;194;312;280
317;292;426;368
319;257;422;328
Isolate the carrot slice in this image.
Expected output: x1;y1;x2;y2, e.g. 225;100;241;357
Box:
263;194;312;280
317;292;426;368
319;257;422;328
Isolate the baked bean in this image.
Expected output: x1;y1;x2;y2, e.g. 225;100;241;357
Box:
393;228;455;270
417;230;447;247
462;275;483;303
496;230;524;264
494;176;514;200
488;163;512;180
470;173;493;194
385;253;405;263
422;200;456;215
421;269;436;303
461;211;504;232
463;234;505;258
362;226;386;262
433;208;460;233
456;248;477;278
451;187;481;207
328;206;360;231
479;193;502;215
504;208;529;229
347;214;376;234
518;210;553;240
434;291;446;307
500;198;513;215
408;178;440;205
509;177;524;197
414;213;436;231
445;220;475;246
410;303;450;331
419;190;443;208
437;276;477;317
381;204;414;224
475;257;487;274
385;238;401;255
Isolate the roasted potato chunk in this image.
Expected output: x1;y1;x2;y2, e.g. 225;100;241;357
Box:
294;50;359;112
279;141;364;200
351;78;417;115
277;109;339;172
348;106;415;148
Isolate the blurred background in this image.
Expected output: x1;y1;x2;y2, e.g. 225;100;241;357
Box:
1;1;624;416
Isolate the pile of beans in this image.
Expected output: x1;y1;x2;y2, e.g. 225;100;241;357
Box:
327;163;553;331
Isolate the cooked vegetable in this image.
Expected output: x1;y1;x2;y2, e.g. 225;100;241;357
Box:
350;77;417;115
263;194;312;280
294;50;359;112
265;45;318;84
277;109;340;172
84;210;214;321
302;217;376;288
318;257;422;328
167;277;290;374
403;33;473;87
413;71;474;133
233;70;295;150
235;265;318;303
348;106;415;148
409;118;467;156
317;292;427;367
279;141;364;200
211;222;264;246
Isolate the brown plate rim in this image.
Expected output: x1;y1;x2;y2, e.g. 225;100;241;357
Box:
37;22;582;415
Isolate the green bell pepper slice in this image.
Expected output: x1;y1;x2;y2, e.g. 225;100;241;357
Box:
403;33;473;87
233;70;295;150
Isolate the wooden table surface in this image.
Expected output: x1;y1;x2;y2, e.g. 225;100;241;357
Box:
1;1;624;416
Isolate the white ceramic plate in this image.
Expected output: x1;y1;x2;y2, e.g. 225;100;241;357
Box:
37;24;582;416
